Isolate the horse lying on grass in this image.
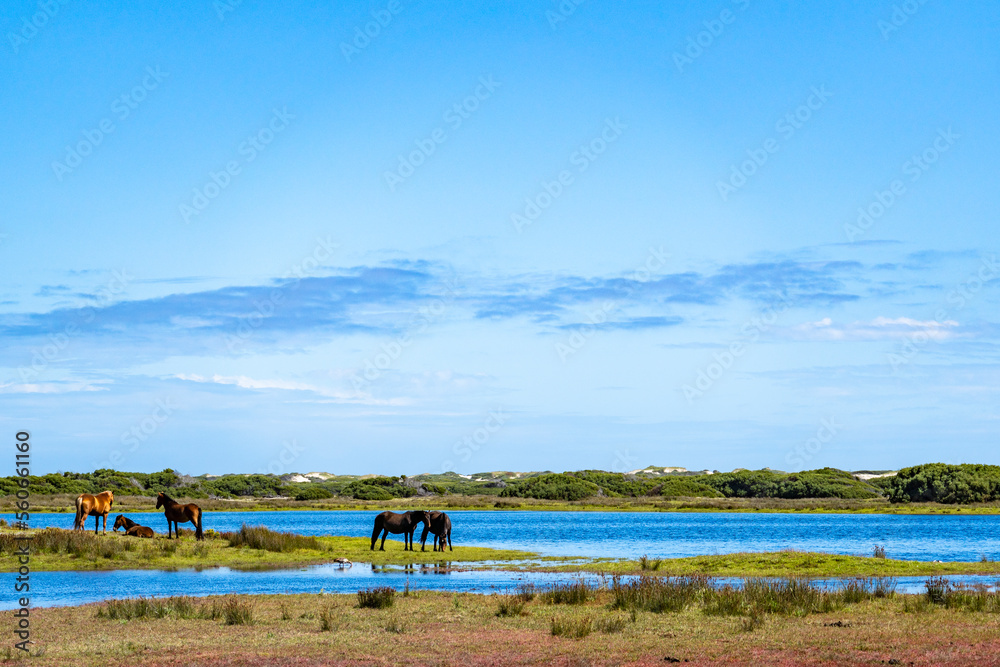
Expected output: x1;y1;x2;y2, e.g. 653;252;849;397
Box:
112;514;155;538
74;491;114;535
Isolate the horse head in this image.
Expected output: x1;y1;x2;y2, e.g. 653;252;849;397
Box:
411;510;431;527
112;514;125;532
155;492;165;509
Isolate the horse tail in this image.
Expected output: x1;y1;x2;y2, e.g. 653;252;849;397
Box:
73;496;84;530
195;508;204;541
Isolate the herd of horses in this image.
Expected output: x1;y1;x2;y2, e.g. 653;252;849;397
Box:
73;490;204;540
72;490;454;552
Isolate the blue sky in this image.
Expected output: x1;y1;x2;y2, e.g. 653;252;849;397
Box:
1;0;998;476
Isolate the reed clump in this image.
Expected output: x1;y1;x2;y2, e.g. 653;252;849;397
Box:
357;586;396;609
222;524;320;552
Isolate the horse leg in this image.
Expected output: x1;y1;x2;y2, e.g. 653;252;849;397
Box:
380;529;388;551
370;522;381;551
420;525;429;551
102;514;107;535
94;514;99;535
166;518;172;539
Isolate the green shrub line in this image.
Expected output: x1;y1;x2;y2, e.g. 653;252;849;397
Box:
4;462;1000;504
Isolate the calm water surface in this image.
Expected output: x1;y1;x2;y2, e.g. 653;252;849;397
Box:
9;509;1000;561
6;510;1000;608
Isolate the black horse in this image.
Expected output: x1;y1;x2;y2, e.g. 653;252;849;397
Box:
420;511;452;552
370;510;430;551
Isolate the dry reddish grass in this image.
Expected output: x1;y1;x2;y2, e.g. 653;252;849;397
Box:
5;592;1000;666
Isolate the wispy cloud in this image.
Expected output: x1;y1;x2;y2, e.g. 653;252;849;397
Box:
787;316;960;342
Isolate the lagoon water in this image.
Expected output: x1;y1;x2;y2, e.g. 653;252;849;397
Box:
5;510;1000;608
8;509;1000;561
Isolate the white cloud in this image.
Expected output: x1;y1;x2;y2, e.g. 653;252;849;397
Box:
0;380;111;394
788;316;960;342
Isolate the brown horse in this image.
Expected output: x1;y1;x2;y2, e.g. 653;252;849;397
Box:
420;511;453;552
112;514;155;538
370;510;430;551
74;490;114;534
155;492;204;540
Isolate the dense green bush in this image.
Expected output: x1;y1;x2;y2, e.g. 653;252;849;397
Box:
292;485;334;501
341;476;416;500
693;468;880;500
499;473;601;501
652;477;724;498
881;464;1000;504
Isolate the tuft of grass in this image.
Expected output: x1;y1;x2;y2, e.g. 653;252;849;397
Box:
595;614;628;634
495;594;526;617
222;524;320;552
840;576;897;603
96;596;198;620
279;601;292;621
515;582;537;602
550;615;592;639
318;605;339;631
222;596;255;625
740;611;766;632
610;575;709;613
873;545;887;559
383;615;406;633
540;580;593;605
357;586;396;609
638;554;662;571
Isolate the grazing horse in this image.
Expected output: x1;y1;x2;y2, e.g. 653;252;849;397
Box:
74;490;114;535
112;514;155;538
420;511;453;552
155;492;204;540
370;510;430;551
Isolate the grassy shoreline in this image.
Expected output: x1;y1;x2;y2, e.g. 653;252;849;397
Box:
3;527;999;577
7;493;1000;514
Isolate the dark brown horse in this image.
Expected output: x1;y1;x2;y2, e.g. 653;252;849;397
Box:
112;514;155;538
370;510;430;551
420;510;453;552
155;492;204;540
74;490;114;534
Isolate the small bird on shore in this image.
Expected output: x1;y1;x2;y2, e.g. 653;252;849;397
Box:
334;557;353;568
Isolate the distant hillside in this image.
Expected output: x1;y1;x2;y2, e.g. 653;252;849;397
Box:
5;464;999;504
